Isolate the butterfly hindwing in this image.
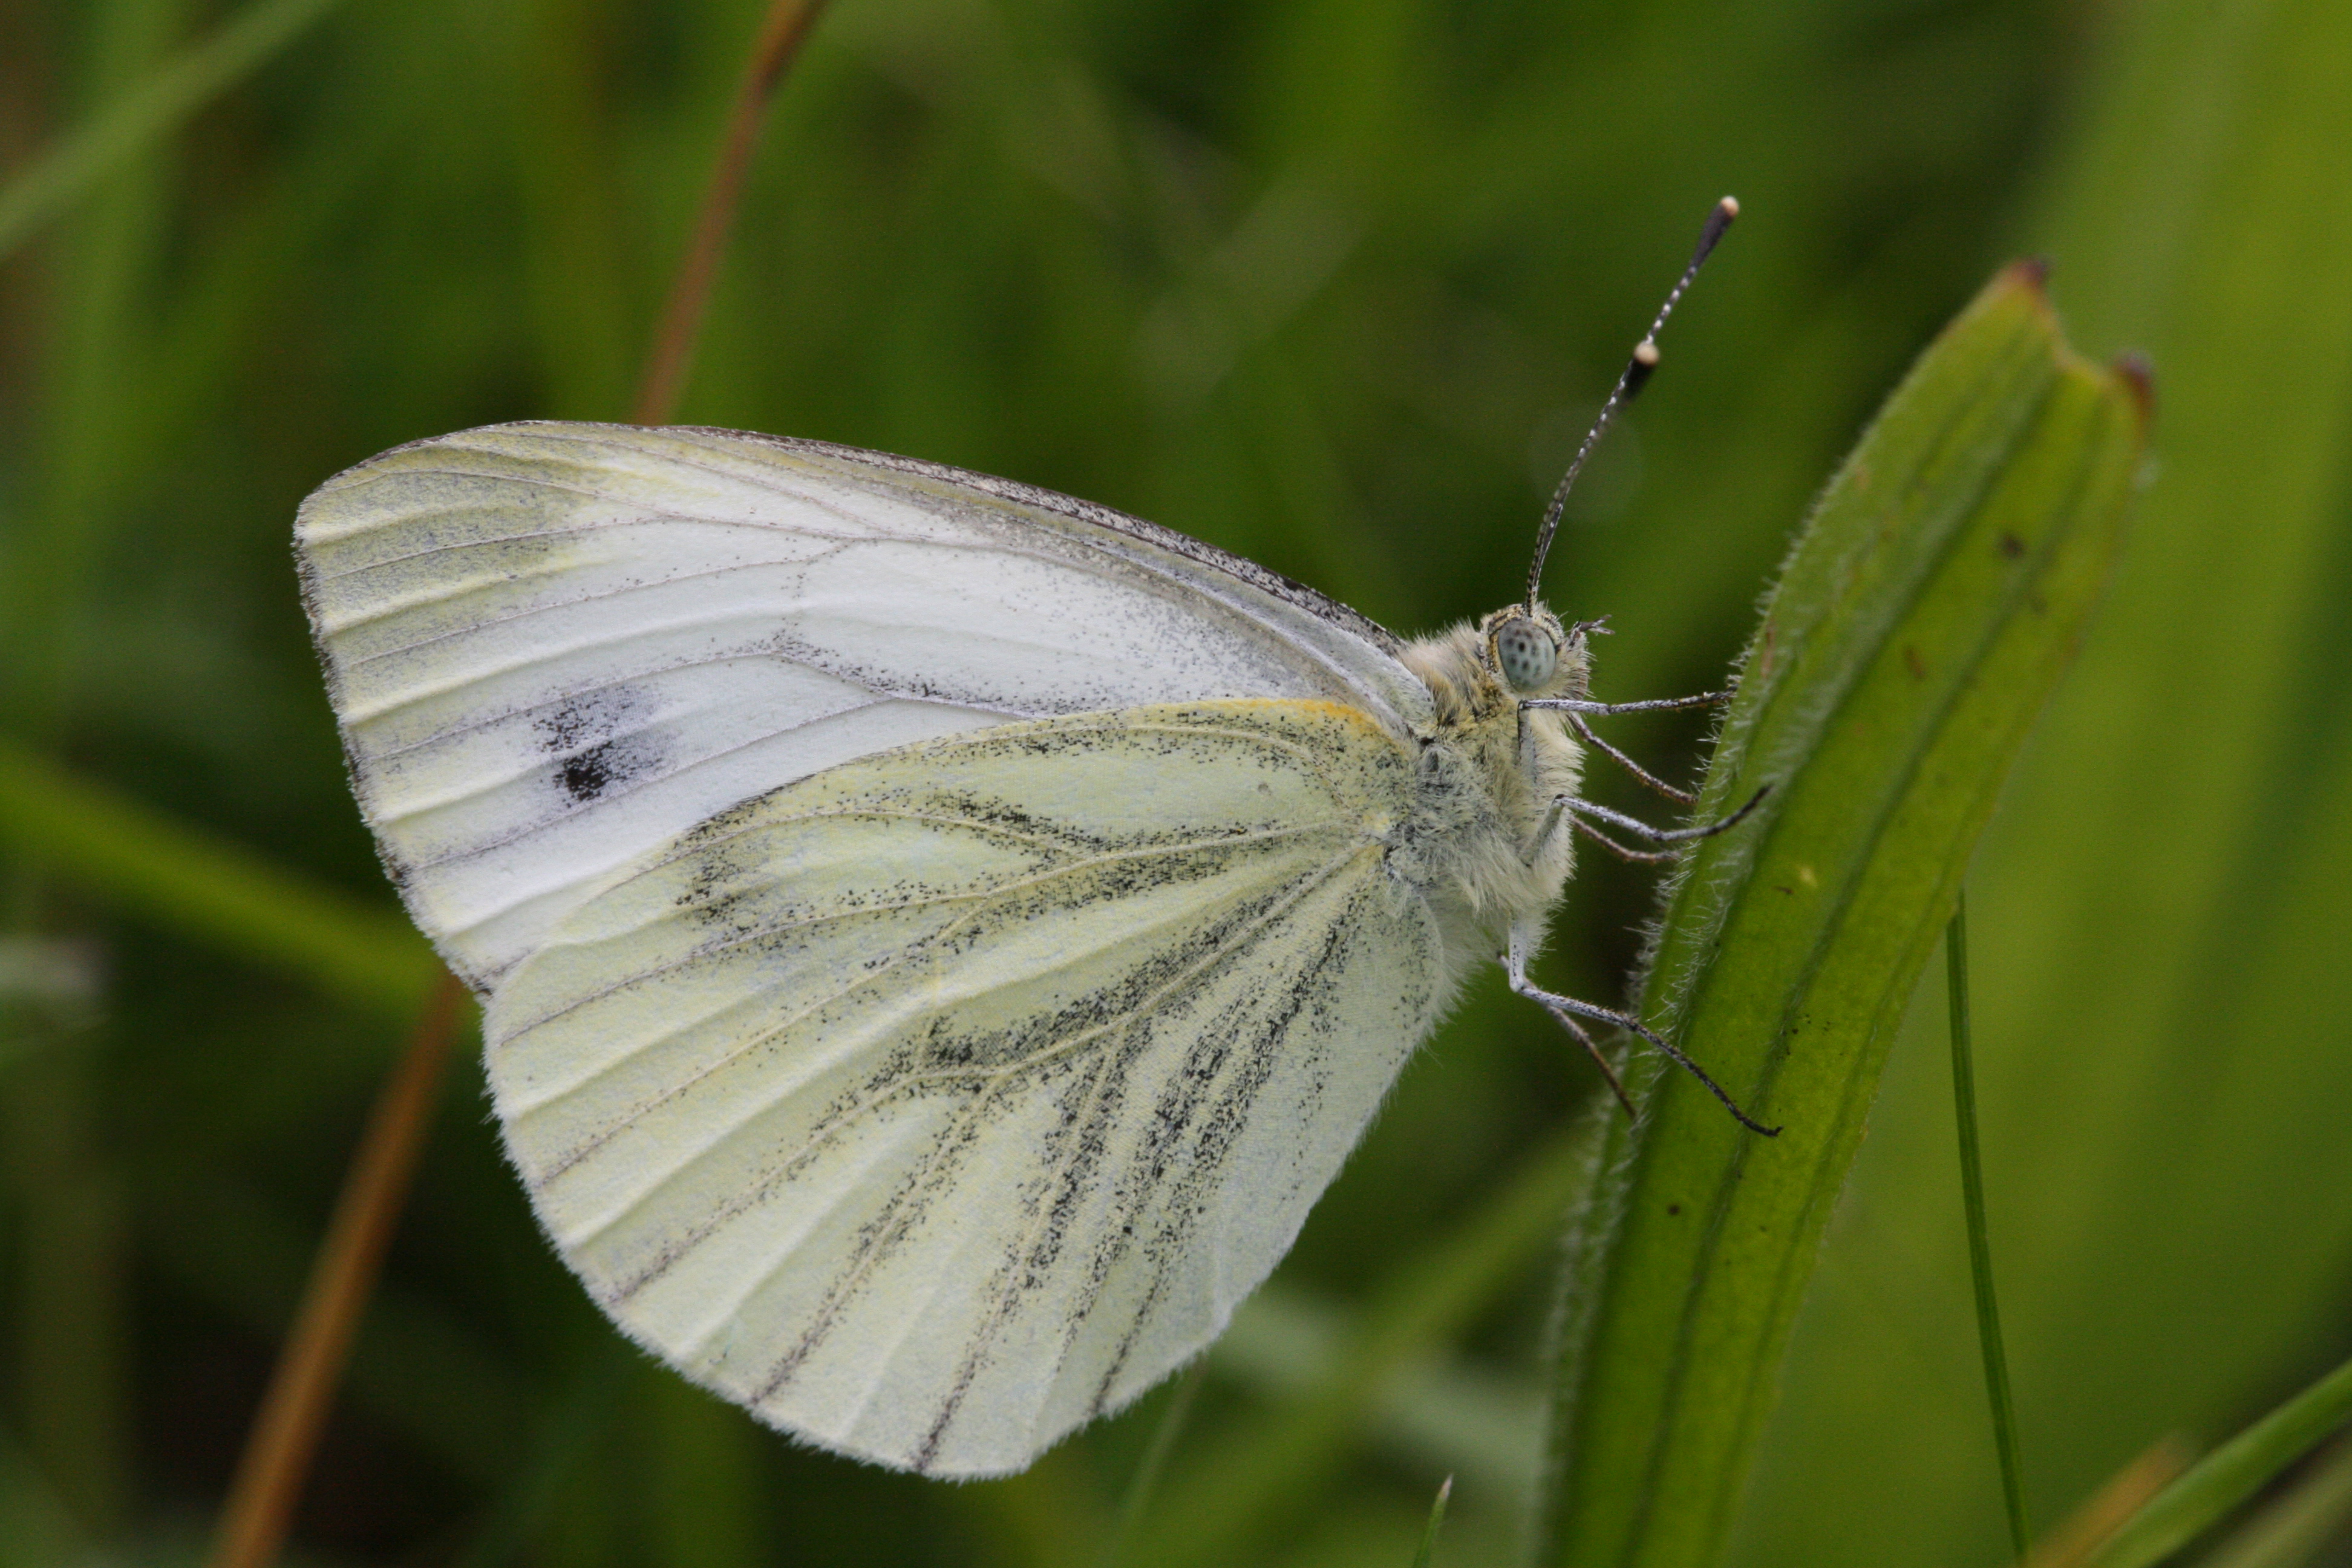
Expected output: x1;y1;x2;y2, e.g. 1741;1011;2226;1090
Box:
484;700;1444;1476
295;422;1431;990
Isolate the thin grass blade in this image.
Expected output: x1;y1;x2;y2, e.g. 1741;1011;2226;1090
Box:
1097;1362;1206;1568
1410;1475;1452;1568
1949;891;2033;1558
2195;1436;2352;1568
1137;1126;1596;1567
0;739;436;1015
0;0;346;262
2079;1353;2352;1568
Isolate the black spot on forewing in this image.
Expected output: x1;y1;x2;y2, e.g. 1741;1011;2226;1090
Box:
535;688;664;805
558;742;618;801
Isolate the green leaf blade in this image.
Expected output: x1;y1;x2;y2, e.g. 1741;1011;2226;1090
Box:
0;0;347;264
1533;266;2149;1568
0;737;438;1018
2084;1351;2352;1568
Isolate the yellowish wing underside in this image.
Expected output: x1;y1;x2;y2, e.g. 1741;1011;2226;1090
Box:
483;699;1442;1477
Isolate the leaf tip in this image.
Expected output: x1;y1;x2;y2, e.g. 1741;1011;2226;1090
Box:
2113;350;2157;426
2007;255;2054;295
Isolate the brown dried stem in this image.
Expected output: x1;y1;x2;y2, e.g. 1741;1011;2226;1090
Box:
203;971;463;1568
631;0;831;425
207;10;831;1560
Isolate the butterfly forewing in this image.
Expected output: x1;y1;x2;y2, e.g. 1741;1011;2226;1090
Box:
296;422;1431;989
483;701;1444;1475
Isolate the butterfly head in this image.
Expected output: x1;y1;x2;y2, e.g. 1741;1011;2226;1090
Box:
1480;604;1586;701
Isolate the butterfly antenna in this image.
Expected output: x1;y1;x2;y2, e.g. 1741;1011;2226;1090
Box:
1525;195;1739;610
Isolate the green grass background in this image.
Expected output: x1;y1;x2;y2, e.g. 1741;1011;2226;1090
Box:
1;1;2347;1564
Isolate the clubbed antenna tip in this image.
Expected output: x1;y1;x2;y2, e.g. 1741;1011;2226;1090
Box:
1525;196;1739;608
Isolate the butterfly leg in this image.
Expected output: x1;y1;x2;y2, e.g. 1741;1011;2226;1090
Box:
1524;688;1733;803
1570;815;1681;864
1525;783;1769;869
1535;691;1731;716
1504;923;1780;1136
1561;710;1697;803
1564;785;1770;846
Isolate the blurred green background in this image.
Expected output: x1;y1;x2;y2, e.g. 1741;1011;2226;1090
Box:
2;1;2349;1565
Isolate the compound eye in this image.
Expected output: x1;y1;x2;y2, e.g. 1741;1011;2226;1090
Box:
1494;617;1560;691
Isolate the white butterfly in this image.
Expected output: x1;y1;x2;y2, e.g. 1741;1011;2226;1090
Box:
295;202;1762;1478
